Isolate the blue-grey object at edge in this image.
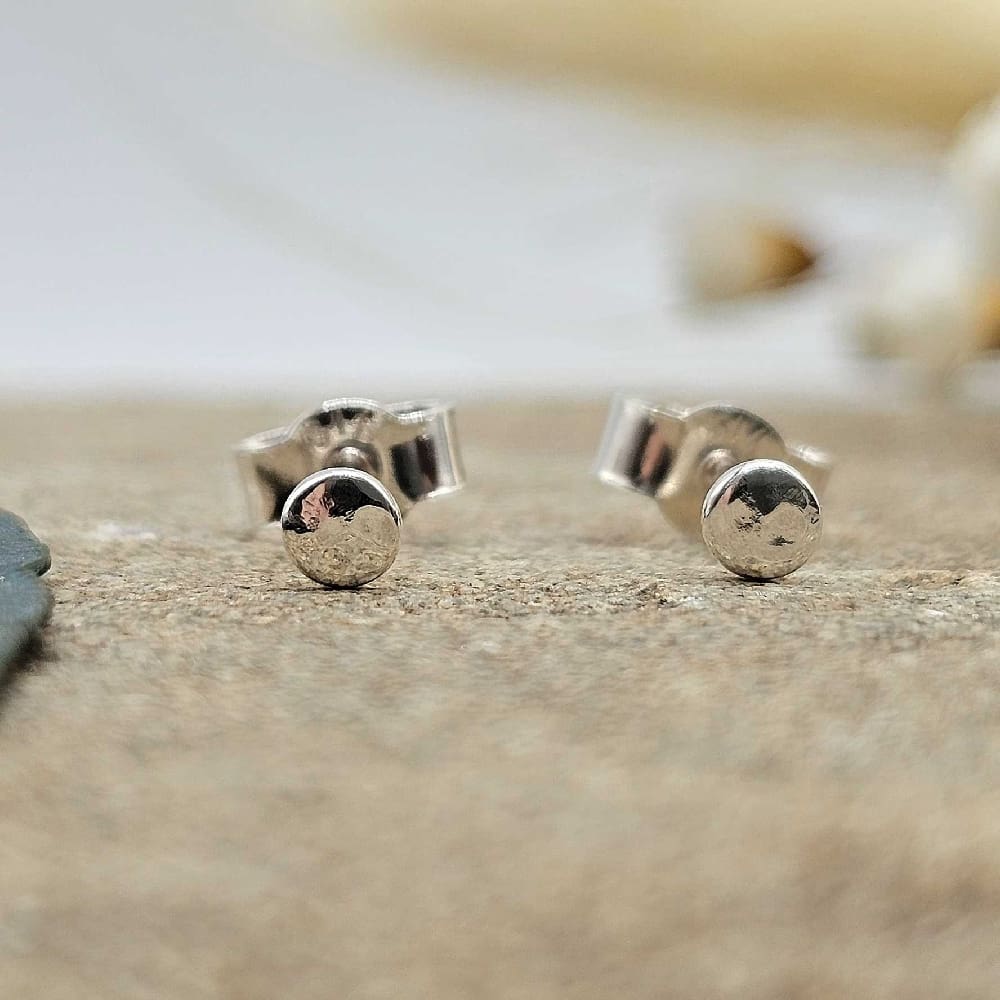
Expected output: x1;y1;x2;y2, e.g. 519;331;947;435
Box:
0;511;52;669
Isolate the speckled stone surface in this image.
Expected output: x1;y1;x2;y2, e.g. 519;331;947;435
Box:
0;399;998;999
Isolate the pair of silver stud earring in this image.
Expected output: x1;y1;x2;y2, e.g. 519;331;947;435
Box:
236;396;831;588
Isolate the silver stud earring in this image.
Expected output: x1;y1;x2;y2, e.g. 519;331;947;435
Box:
595;397;832;580
236;399;465;588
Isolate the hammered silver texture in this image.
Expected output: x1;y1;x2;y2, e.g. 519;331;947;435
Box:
701;459;822;581
281;469;402;588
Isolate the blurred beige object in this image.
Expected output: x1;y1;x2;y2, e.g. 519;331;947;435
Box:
858;96;1000;378
340;0;1000;127
854;241;994;378
951;96;1000;277
682;211;816;301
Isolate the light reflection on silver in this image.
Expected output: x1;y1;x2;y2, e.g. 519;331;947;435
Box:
282;469;401;588
236;398;464;531
595;397;831;580
701;459;822;580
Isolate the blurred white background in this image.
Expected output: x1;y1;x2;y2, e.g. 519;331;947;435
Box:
3;0;987;401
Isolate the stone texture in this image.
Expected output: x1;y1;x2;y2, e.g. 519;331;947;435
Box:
0;399;998;999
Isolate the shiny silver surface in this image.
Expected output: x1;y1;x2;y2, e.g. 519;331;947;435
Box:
595;397;831;536
701;460;822;580
238;397;464;588
236;398;465;530
281;469;401;588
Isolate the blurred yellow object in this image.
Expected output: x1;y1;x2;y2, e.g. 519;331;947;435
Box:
682;211;816;301
339;0;1000;128
978;282;1000;350
953;98;1000;351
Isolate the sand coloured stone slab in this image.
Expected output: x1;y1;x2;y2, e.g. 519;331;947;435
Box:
0;399;997;998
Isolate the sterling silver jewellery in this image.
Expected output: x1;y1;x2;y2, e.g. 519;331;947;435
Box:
236;399;465;588
595;398;832;580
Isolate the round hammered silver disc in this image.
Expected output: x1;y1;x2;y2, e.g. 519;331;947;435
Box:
281;469;401;588
701;459;821;581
